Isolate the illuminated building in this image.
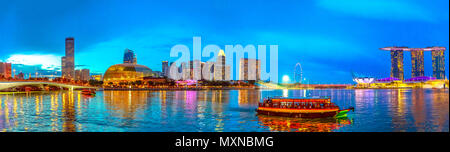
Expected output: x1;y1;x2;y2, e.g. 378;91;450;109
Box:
91;74;103;81
214;50;230;80
411;50;424;78
381;46;447;80
123;49;137;64
0;62;12;78
202;61;214;81
75;69;90;81
104;64;154;84
180;60;204;80
103;50;155;84
390;49;404;80
162;61;169;77
431;48;446;79
239;58;261;80
61;37;75;79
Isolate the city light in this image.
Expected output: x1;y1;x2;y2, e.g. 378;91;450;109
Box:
282;75;290;83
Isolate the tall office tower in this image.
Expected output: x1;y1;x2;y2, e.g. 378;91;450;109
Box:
411;49;425;78
62;37;75;79
0;62;12;78
81;69;90;81
181;62;191;80
75;70;82;81
61;57;66;78
123;48;137;64
202;62;214;81
162;61;169;77
214;50;227;80
432;49;446;79
192;60;202;80
390;50;404;80
239;58;261;80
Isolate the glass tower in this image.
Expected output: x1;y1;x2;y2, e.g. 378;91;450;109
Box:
411;50;424;78
390;50;404;80
432;49;445;79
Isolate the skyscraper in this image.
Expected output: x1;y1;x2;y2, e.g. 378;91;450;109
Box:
411;49;424;78
0;62;12;78
390;49;404;80
382;46;447;80
162;61;169;77
214;50;227;80
432;48;446;79
239;58;261;80
123;49;137;64
61;37;75;79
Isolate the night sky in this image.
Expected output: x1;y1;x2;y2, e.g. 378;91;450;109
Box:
0;0;448;83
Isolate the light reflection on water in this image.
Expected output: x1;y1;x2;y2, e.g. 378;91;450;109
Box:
0;89;448;132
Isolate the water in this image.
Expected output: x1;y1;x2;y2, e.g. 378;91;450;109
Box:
0;89;448;132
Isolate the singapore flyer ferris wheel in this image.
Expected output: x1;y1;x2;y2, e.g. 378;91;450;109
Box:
294;62;302;83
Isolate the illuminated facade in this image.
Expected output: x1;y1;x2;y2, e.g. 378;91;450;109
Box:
103;50;155;84
75;69;90;81
162;61;169;77
61;37;75;79
214;50;230;80
381;46;447;80
103;63;154;84
0;62;12;78
432;49;446;79
411;50;424;78
239;58;261;80
91;74;103;81
390;50;404;80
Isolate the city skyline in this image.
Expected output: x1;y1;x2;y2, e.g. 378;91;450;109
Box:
1;0;449;83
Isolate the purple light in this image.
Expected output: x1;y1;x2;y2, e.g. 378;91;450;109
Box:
376;77;400;82
405;76;436;82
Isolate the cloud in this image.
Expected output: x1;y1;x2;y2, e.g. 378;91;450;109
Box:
316;0;434;22
6;54;61;70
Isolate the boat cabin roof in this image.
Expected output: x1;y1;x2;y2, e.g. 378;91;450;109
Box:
266;96;331;103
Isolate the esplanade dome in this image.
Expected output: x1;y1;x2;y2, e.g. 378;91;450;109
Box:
103;63;154;83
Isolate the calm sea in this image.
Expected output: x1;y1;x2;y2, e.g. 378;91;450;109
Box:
0;89;448;132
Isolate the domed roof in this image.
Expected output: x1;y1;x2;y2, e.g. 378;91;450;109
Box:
103;63;154;82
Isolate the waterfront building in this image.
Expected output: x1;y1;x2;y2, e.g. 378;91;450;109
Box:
91;74;103;81
75;70;81;81
390;49;404;80
61;37;75;80
411;50;425;78
381;46;447;80
75;69;90;81
103;50;155;84
431;48;446;79
202;61;214;81
123;49;137;64
239;58;261;80
162;61;169;77
214;50;230;81
81;69;90;81
0;62;12;78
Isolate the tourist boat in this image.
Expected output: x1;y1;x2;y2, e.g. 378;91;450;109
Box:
81;89;96;96
256;96;354;118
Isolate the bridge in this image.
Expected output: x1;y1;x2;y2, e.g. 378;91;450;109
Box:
0;81;98;91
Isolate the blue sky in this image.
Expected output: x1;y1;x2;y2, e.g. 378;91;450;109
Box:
0;0;448;83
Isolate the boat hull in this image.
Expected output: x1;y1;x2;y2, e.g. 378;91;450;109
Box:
256;107;339;118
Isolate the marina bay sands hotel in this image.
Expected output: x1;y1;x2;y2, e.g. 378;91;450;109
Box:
380;46;447;80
